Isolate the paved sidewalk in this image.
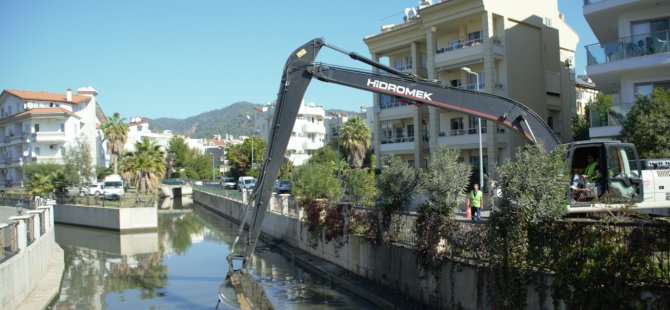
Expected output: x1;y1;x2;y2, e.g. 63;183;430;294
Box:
17;245;64;310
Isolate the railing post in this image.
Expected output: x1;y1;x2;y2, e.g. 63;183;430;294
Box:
25;210;43;236
7;216;28;251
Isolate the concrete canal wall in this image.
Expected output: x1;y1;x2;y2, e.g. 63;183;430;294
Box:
53;204;157;232
0;204;64;310
194;190;551;309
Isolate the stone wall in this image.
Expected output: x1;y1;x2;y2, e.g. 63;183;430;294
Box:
0;204;63;310
53;204;157;231
193;190;549;309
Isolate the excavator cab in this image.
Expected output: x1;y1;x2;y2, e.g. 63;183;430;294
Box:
566;141;643;207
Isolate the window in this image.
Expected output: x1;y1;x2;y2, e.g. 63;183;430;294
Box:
60;123;65;132
634;81;670;97
451;118;464;131
35;147;40;156
396;127;403;138
407;124;414;138
34;124;40;132
467;31;482;44
547;116;554;130
450;79;461;88
468;116;487;133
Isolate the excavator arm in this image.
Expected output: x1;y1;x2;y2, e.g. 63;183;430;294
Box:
236;37;559;268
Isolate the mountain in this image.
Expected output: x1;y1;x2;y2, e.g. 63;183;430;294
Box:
145;101;361;139
146;101;257;138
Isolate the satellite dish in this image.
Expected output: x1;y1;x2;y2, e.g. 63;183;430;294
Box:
23;151;29;157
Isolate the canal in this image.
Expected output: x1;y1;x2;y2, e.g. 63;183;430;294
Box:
49;200;377;309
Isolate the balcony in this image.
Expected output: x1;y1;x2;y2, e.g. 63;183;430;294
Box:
301;123;326;135
586;31;669;65
590;102;633;128
301;141;323;150
32;132;67;143
435;34;483;55
380;136;415;153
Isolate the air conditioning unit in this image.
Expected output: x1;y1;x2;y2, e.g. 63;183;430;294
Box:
49;145;55;149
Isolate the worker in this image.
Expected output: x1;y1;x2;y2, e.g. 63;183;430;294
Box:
584;155;599;180
468;183;483;221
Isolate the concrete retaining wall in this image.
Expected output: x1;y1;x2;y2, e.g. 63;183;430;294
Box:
194;190;552;309
53;204;157;231
1;205;64;310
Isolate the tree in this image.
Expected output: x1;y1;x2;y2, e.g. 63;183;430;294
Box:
167;136;190;177
620;87;670;158
418;146;472;217
343;168;376;207
292;163;343;201
225;136;266;178
571;109;590;141
23;163;63;180
26;173;53;198
339;117;370;168
101;112;129;174
121;138;166;193
63;137;95;187
278;157;295;180
376;155;418;212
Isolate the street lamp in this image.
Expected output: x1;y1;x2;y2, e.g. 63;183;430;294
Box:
246;115;256;169
462;67;484;192
336;113;342;179
211;153;216;182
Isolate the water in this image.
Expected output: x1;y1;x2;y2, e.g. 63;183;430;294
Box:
50;200;377;309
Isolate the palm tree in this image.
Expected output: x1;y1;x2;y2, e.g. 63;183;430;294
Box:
26;173;54;198
101;112;129;174
122;138;166;193
339;116;370;169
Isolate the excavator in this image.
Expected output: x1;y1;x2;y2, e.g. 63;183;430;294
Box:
221;38;670;308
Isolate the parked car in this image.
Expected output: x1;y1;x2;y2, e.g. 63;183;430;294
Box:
238;176;256;191
88;183;104;196
274;180;292;193
221;177;237;189
65;186;86;197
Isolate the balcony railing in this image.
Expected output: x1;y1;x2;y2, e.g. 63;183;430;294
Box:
439;127;489;137
379;95;411;109
394;64;412;71
458;82;486;91
381;136;414;144
436;34;483;54
586;31;670;65
590;102;634;127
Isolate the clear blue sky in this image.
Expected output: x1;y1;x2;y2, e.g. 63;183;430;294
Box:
0;0;595;119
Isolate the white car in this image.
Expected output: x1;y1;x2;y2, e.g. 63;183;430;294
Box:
88;183;104;196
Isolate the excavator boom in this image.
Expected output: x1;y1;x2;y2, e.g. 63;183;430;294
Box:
238;37;559;268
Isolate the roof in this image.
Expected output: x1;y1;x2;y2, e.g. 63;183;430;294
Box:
10;107;81;120
128;120;148;127
2;89;91;104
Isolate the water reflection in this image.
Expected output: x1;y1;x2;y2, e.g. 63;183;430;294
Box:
51;200;376;309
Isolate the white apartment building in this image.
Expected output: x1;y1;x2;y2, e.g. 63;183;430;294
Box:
575;76;599;117
255;101;326;166
125;116;174;152
584;0;670;138
0;87;106;188
364;0;578;179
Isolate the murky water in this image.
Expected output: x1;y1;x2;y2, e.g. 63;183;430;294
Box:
50;199;377;309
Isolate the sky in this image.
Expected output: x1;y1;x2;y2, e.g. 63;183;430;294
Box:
0;0;596;119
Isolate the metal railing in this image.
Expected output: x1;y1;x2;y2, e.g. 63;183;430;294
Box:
589;102;634;127
193;185;243;202
57;192;156;208
0;222;19;263
381;136;415;144
586;30;670;65
435;34;483;54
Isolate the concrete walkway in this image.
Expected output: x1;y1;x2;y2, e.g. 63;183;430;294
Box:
16;245;64;310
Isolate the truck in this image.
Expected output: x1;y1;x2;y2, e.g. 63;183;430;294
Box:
103;174;125;200
228;38;670;271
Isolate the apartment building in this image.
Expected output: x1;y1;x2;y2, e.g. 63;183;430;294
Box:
0;87;106;188
364;0;578;179
254;101;326;165
584;0;670;138
575;76;599;117
125;116;174;152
